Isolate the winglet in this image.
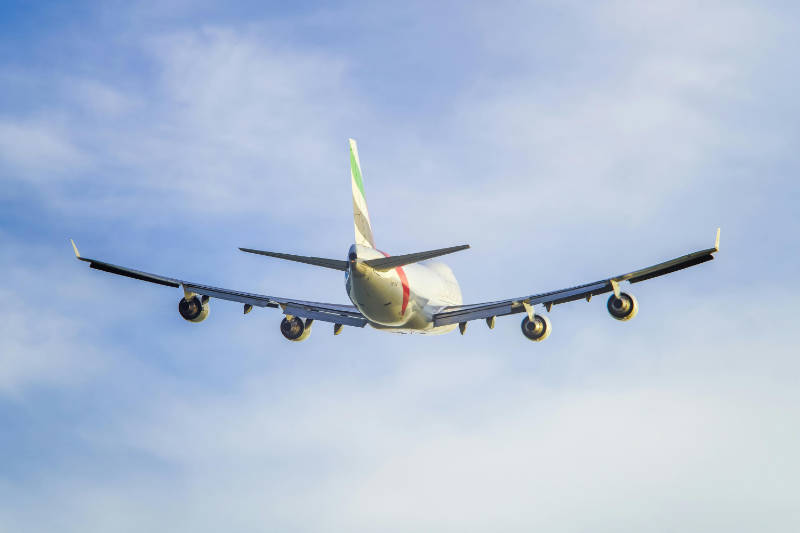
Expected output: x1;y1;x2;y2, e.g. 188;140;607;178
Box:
714;227;720;252
70;239;80;258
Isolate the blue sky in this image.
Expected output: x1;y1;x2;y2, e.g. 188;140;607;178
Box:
1;1;799;531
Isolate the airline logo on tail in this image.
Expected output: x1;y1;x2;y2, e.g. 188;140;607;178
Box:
350;139;375;248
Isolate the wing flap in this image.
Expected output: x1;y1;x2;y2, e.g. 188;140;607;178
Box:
528;280;611;306
82;257;181;288
182;282;277;308
621;250;715;284
433;301;513;326
284;304;367;327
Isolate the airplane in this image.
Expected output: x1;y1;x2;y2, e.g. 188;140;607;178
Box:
71;139;720;342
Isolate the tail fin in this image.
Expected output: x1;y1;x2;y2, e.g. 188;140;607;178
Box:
349;138;375;248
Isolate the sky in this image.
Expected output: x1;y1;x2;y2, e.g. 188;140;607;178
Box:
1;0;799;531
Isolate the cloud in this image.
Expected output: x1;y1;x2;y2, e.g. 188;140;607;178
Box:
0;119;88;178
134;26;356;199
66;79;140;117
3;26;363;239
0;240;109;396
5;283;796;532
390;0;784;236
0;277;789;532
0;289;102;395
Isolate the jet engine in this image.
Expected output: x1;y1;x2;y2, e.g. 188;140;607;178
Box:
607;292;638;321
521;314;552;342
280;316;313;341
178;295;210;323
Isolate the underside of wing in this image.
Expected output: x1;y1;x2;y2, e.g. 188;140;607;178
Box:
71;241;367;333
434;229;720;328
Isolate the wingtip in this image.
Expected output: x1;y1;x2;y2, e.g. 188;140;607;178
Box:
714;227;721;251
70;239;80;258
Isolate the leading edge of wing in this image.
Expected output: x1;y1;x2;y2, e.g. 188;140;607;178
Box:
434;228;720;327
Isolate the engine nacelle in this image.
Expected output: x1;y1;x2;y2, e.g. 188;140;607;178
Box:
607;292;638;321
521;314;552;342
280;316;313;341
178;295;210;323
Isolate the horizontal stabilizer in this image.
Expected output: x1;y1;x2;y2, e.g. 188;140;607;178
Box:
239;248;348;271
364;244;470;271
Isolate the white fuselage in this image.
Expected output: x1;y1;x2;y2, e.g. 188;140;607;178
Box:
345;244;462;334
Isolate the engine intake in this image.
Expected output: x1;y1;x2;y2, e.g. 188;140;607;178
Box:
281;316;313;341
607;292;638;321
521;314;551;342
179;295;210;323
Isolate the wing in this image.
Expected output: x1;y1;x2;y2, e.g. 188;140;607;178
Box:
70;240;367;327
434;229;720;327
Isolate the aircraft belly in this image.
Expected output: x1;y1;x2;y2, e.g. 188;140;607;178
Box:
368;312;454;334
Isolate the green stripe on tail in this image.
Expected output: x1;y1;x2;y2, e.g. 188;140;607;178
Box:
349;138;375;248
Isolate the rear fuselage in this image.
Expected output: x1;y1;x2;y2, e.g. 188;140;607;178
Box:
345;244;462;333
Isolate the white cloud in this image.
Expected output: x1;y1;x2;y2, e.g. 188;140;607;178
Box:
0;244;108;395
0;291;101;395
1;283;784;532
68;27;360;221
135;28;355;211
67;79;140;117
0;119;88;177
370;0;785;249
2;27;361;232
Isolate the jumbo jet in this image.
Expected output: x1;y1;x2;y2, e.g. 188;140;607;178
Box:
71;139;720;342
